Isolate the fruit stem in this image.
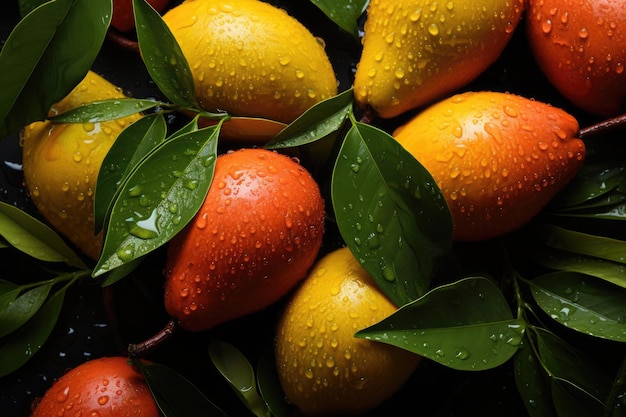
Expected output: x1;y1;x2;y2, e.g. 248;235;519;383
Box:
105;29;139;53
127;319;178;358
579;112;626;139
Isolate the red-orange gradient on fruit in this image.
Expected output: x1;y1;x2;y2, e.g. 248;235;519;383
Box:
526;0;626;117
163;148;326;331
30;357;160;417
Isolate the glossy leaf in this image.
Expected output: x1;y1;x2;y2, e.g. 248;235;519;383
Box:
0;281;21;318
93;126;220;277
0;0;112;137
0;282;52;338
18;0;48;16
136;361;228;417
0;286;67;377
49;98;162;123
541;224;626;264
95;113;168;233
530;271;626;342
0;201;87;268
99;256;144;287
256;347;291;417
513;339;557;417
209;341;269;417
133;0;196;108
265;88;354;149
531;327;612;414
551;164;626;210
332;122;452;305
356;277;524;371
531;247;626;290
308;0;368;38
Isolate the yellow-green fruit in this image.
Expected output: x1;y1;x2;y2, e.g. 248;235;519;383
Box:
275;247;421;416
21;71;141;260
354;0;525;119
162;0;338;124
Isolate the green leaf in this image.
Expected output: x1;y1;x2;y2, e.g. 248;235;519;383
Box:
530;271;626;342
95;113;168;233
99;256;144;287
0;0;112;137
133;0;196;107
256;347;291;417
356;277;524;371
0;285;67;377
0;281;21;313
93;126;220;277
209;341;269;417
551;164;626;210
18;0;48;16
0;201;87;268
265;88;354;149
551;378;608;417
135;361;228;417
531;327;612;414
332;122;452;305
49;98;162;123
309;0;368;38
540;224;626;264
0;282;52;338
513;339;557;417
531;247;626;290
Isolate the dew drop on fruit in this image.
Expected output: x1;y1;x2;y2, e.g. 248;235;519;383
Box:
55;386;70;403
97;395;109;406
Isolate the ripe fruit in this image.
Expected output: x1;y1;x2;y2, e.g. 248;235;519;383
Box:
275;246;421;416
30;356;159;417
111;0;171;33
163;148;326;332
354;0;525;119
393;91;585;241
21;71;142;260
526;0;626;117
162;0;338;125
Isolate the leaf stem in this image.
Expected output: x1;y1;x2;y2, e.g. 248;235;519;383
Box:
127;318;178;358
579;112;626;139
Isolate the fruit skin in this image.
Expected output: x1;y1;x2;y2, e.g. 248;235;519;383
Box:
393;91;585;241
30;356;160;417
111;0;170;32
162;0;338;125
21;71;141;260
526;0;626;117
163;148;326;332
275;246;421;416
354;0;525;119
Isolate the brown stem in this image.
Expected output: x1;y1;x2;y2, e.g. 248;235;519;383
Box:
127;318;178;358
579;112;626;139
105;29;140;53
359;107;377;125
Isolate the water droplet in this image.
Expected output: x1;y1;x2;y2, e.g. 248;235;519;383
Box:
578;27;589;39
428;23;439;36
455;349;470;360
97;395;109;405
541;19;552;34
55;386;70;403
